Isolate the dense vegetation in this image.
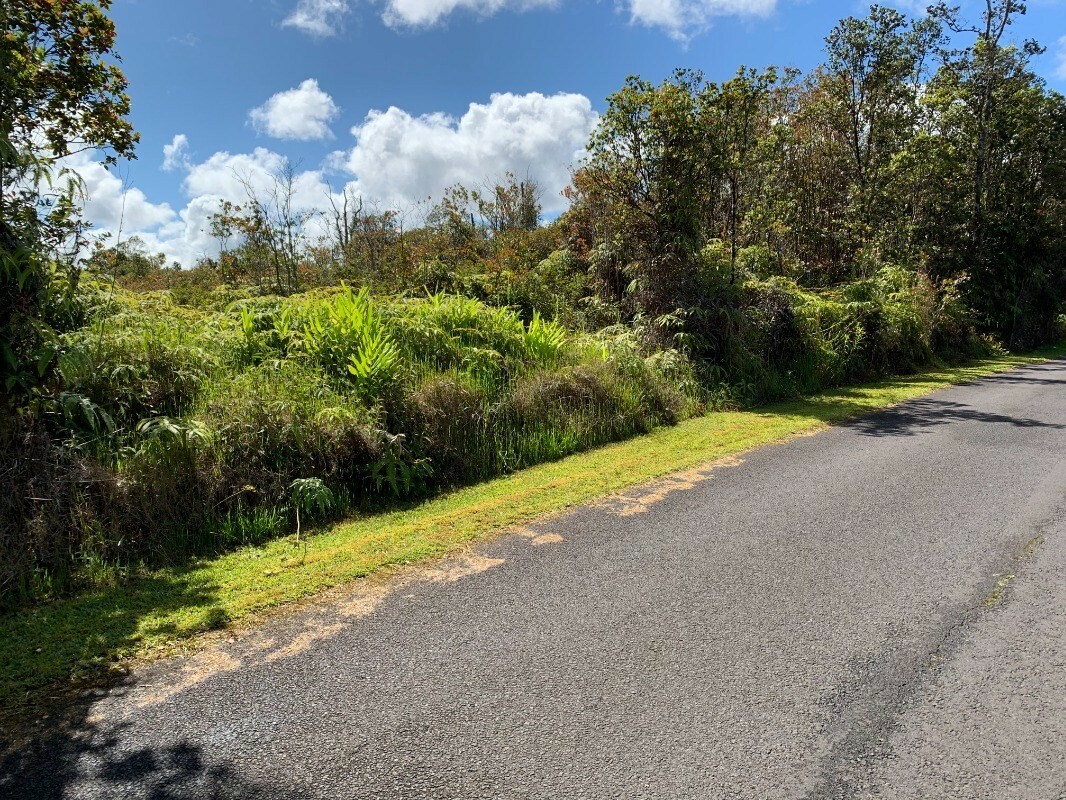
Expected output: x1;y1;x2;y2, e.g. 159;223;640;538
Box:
2;1;1064;608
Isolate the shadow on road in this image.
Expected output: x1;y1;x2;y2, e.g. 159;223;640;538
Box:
0;687;269;799
980;370;1066;387
0;566;269;798
841;397;1066;437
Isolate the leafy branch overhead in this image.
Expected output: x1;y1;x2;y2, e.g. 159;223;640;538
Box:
1;0;138;407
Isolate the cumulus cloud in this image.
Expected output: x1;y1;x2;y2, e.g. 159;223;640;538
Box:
62;150;177;236
161;134;191;172
282;0;349;36
383;0;555;28
71;91;597;266
184;148;289;199
68;144;332;266
117;198;219;267
249;79;339;141
627;0;775;39
283;0;771;36
184;148;332;214
342;91;597;213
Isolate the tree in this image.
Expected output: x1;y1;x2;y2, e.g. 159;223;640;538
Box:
1;0;137;407
929;0;1039;257
208;199;241;284
473;172;542;235
918;1;1063;344
575;71;714;327
820;6;942;255
702;67;788;279
84;235;166;280
324;186;402;284
235;163;314;293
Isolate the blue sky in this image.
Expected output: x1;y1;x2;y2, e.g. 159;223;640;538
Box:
77;0;1066;264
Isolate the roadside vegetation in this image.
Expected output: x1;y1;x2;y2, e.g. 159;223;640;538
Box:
2;0;1065;629
2;346;1062;714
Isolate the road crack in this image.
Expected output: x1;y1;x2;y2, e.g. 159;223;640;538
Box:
801;532;1051;800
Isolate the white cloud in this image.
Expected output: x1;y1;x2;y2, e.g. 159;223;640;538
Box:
70;144;333;267
383;0;555;28
183;148;332;213
61;151;177;236
249;79;339;141
342;91;597;213
161;134;191;172
626;0;775;39
282;0;349;36
119;197;219;267
184;148;289;199
71;92;597;267
1056;35;1066;82
285;0;771;36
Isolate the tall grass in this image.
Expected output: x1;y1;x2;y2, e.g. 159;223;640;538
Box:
1;264;992;608
1;287;701;607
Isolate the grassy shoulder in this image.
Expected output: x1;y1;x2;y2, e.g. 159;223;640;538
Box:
2;344;1063;717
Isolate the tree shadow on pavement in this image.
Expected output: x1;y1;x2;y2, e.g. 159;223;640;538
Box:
979;368;1066;387
840;398;1066;438
0;567;265;798
0;677;272;799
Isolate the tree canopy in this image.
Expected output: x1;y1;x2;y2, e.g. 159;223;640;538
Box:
1;0;137;406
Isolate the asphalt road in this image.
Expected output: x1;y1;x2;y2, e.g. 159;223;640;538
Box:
4;359;1066;799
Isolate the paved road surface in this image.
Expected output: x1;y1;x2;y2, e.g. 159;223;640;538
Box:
3;359;1066;799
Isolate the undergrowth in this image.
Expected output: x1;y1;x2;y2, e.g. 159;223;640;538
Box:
1;263;994;608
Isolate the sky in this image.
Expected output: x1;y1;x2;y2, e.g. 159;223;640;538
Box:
73;0;1066;266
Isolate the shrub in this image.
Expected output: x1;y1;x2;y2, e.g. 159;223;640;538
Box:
299;286;402;404
499;249;588;323
195;361;380;514
59;305;223;429
0;420;83;606
399;373;496;484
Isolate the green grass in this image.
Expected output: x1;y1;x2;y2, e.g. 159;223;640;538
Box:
2;344;1063;719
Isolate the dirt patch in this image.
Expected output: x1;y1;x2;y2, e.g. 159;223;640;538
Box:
420;555;505;584
596;455;744;517
131;650;242;710
263;623;346;663
112;551;508;715
531;533;565;546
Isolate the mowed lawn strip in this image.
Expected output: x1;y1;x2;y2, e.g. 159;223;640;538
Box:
2;346;1063;713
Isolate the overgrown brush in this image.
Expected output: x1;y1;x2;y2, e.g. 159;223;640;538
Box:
689;256;991;404
0;261;1003;608
0;286;701;607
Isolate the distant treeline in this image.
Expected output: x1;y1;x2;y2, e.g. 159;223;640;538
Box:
100;3;1066;351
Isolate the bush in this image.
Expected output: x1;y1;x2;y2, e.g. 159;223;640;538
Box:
195;362;380;516
399;373;495;484
498;249;589;324
687;266;970;403
59;303;224;429
0;420;84;606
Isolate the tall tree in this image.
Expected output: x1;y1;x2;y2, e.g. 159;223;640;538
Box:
701;67;787;280
1;0;137;408
575;71;714;328
819;6;942;265
929;1;1039;257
